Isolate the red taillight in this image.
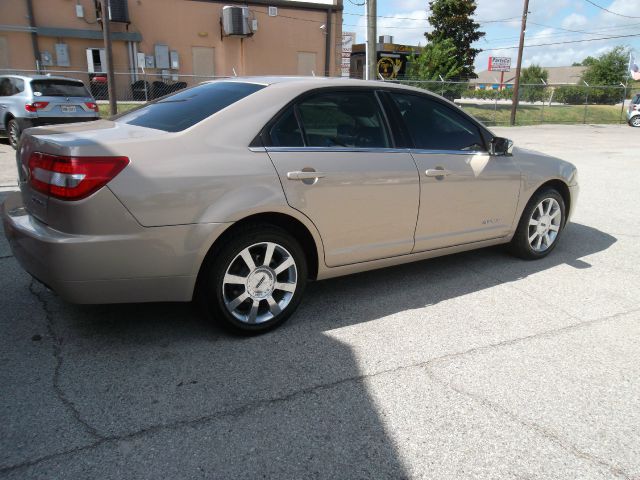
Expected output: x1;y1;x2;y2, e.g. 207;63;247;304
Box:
25;101;50;112
28;152;129;201
85;102;99;112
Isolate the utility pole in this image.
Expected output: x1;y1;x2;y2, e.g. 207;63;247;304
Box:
510;0;529;126
365;0;377;80
100;0;117;115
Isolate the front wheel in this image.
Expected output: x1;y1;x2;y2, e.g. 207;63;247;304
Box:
509;188;566;260
199;224;307;334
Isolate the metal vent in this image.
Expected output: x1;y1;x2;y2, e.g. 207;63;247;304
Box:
94;0;130;23
222;6;251;36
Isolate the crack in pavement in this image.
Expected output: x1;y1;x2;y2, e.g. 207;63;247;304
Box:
0;255;13;260
3;305;639;475
423;366;633;480
27;280;105;442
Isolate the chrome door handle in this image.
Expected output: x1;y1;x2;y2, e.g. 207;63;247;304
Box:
425;169;452;177
286;171;326;180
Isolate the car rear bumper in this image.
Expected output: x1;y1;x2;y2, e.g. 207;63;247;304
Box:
16;116;99;130
2;191;230;304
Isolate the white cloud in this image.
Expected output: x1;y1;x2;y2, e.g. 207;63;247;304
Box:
561;13;588;29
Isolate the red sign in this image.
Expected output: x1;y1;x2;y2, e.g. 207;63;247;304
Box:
488;56;511;72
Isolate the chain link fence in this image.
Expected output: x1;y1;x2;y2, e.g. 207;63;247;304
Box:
386;78;632;126
1;68;634;125
0;68;227;115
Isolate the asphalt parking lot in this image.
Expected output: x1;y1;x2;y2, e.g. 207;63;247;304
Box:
1;124;639;479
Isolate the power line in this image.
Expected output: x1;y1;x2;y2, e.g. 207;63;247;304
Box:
342;11;520;24
583;0;640;19
485;20;640;43
484;32;640;52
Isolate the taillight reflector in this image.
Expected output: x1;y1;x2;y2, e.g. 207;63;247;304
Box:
85;102;99;112
25;101;49;112
28;152;129;201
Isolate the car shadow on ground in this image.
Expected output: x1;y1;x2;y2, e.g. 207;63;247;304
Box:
0;217;617;477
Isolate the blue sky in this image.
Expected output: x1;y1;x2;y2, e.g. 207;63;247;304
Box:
341;0;640;71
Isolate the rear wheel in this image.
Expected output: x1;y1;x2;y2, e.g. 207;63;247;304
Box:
509;188;565;260
199;224;307;334
630;116;640;127
7;119;20;150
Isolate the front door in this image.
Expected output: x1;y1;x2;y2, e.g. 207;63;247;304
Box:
387;91;521;252
266;89;420;267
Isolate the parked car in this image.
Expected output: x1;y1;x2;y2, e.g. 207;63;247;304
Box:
627;93;640;127
2;77;579;334
0;75;99;149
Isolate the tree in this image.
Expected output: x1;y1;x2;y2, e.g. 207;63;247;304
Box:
519;64;549;102
406;38;466;99
581;46;629;104
582;46;628;86
425;0;485;79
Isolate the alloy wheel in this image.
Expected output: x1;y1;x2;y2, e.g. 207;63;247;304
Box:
222;241;297;324
8;121;19;149
527;197;562;252
632;117;640;127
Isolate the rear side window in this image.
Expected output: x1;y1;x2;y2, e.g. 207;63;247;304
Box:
295;91;390;148
390;92;485;151
0;78;23;96
270;106;304;147
115;82;265;132
31;80;90;97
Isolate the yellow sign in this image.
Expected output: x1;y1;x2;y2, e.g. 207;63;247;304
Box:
377;57;403;79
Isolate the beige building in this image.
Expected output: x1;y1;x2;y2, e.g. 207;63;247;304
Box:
0;0;342;97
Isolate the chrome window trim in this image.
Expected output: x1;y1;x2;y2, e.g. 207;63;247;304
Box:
260;146;489;155
410;149;489;156
264;146;410;154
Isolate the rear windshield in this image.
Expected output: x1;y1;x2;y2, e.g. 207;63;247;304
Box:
31;80;90;97
114;82;266;132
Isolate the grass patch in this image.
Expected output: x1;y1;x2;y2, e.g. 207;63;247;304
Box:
459;102;626;126
98;103;139;118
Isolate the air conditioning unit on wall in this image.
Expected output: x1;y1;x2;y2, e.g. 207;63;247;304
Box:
222;6;251;36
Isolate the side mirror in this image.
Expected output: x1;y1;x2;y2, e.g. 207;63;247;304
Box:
490;137;514;156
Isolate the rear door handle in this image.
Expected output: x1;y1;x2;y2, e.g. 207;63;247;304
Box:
425;169;452;177
287;171;327;180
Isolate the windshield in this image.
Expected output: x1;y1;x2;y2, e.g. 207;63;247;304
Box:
114;82;266;132
30;80;91;97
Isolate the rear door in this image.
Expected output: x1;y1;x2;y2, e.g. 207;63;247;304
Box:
386;91;521;252
28;79;97;120
266;88;420;267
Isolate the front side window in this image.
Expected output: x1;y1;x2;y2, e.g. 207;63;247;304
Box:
295;91;390;148
30;80;90;97
390;92;485;151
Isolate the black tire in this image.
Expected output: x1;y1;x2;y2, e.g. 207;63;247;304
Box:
8;119;20;150
509;188;566;260
198;223;308;335
630;116;640;127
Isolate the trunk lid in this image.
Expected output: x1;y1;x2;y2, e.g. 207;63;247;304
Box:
17;120;166;227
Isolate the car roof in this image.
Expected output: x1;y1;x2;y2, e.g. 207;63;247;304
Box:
205;76;401;88
0;74;84;83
